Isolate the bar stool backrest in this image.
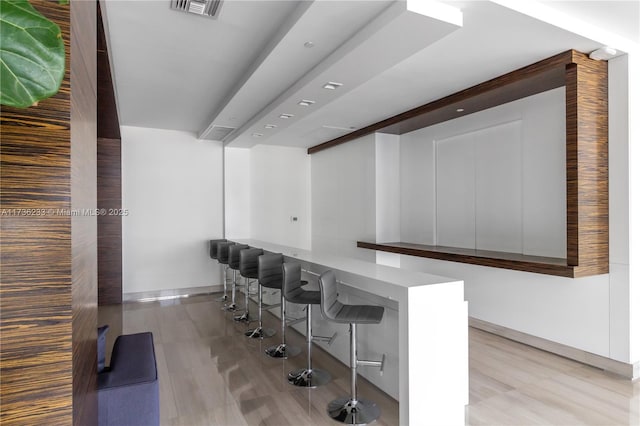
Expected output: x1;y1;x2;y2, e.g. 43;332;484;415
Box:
318;270;343;322
217;242;235;265
258;253;284;289
209;239;226;260
228;244;249;270
282;262;303;303
240;248;263;278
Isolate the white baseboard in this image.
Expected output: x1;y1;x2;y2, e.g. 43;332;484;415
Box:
123;285;223;302
470;317;639;380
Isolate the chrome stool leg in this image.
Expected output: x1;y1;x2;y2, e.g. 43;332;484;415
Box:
234;277;252;322
245;281;275;339
288;304;334;387
327;323;384;424
218;265;229;307
224;270;238;311
265;292;300;358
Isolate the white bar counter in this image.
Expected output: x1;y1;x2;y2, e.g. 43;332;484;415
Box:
233;239;468;426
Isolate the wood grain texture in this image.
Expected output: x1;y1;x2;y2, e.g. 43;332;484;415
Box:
565;52;609;277
71;1;98;425
357;241;577;277
97;138;123;305
1;1;99;424
1;2;73;425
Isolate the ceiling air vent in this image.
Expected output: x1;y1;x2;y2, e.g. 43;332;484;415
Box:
204;125;235;141
170;0;223;18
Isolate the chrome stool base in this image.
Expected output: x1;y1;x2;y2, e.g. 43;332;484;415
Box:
288;368;331;388
327;398;380;425
233;312;250;322
265;343;300;359
215;294;228;302
245;327;276;339
223;303;237;312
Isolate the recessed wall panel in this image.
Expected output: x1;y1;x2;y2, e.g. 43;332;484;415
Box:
436;133;476;249
475;121;522;253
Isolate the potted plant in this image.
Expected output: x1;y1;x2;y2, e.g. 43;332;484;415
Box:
0;0;66;108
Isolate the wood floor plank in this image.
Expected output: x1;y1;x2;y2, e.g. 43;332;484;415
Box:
99;294;639;426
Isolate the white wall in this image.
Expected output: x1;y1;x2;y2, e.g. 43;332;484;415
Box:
122;126;224;293
249;145;311;249
224;147;251;239
311;134;376;261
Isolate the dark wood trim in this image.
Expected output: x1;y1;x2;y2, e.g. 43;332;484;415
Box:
97;137;123;305
348;50;608;278
358;242;577;277
97;1;120;140
71;2;99;425
97;1;123;305
565;55;609;276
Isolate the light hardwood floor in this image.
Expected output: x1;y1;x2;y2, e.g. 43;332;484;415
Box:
99;294;639;426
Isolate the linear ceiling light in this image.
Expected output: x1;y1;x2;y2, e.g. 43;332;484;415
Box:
279;113;294;119
298;100;316;107
323;82;343;90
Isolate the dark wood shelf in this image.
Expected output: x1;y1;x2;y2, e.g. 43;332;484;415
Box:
358;241;598;278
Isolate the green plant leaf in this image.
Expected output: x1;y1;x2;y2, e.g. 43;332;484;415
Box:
0;0;65;108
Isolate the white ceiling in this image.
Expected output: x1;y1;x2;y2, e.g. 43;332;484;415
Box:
103;0;640;149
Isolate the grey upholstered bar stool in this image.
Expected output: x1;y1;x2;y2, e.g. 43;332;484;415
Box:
318;270;385;425
217;241;235;310
282;262;335;387
238;247;263;328
227;244;249;316
209;239;227;302
244;249;277;339
261;253;301;358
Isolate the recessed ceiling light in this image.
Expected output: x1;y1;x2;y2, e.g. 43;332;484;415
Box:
323;82;343;90
456;108;464;112
279;113;294;119
304;41;314;48
252;133;263;137
298;100;316;107
264;124;277;129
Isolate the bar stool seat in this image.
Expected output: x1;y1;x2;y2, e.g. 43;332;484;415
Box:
319;270;385;425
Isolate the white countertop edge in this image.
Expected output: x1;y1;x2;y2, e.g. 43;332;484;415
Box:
232;239;462;289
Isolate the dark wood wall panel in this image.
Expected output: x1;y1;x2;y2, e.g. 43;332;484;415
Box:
98;137;123;305
97;2;120;140
0;1;98;424
566;55;609;277
97;0;123;305
71;1;98;425
0;2;73;424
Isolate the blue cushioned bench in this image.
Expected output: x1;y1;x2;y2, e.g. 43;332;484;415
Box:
98;332;159;426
